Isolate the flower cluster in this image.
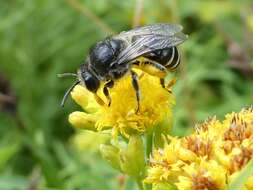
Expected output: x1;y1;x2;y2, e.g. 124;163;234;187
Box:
145;108;253;190
69;70;175;138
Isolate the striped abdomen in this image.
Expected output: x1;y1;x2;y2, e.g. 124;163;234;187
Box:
144;46;180;71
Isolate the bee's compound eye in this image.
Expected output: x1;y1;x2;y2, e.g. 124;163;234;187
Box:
82;72;100;92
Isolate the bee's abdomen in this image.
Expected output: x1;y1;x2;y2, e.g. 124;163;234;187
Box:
144;46;180;70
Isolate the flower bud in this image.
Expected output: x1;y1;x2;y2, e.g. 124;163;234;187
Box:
70;85;89;109
69;111;97;131
154;116;173;148
120;135;145;178
71;85;99;113
100;144;121;171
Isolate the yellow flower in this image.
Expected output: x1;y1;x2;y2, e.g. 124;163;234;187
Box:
69;70;175;138
145;159;185;184
176;160;227;190
145;107;253;189
181;135;213;160
145;136;195;184
164;136;197;163
144;165;165;184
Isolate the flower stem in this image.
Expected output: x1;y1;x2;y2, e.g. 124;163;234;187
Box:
146;133;153;158
137;179;144;190
144;184;152;190
144;134;153;190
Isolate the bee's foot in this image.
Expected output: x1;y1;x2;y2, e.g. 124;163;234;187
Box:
166;78;176;91
135;106;140;114
108;101;111;107
166;88;172;94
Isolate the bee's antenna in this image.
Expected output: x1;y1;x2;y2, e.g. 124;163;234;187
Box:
61;80;80;107
57;73;77;78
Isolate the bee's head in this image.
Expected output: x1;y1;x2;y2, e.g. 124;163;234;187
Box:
77;64;100;93
59;63;100;107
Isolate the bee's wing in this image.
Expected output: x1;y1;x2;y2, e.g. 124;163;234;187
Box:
115;23;187;65
118;23;183;38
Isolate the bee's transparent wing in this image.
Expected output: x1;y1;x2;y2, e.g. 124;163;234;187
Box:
118;23;183;38
115;23;187;65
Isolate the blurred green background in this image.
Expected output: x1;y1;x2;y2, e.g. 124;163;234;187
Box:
0;0;253;189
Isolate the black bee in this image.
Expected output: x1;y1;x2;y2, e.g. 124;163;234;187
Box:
59;23;187;112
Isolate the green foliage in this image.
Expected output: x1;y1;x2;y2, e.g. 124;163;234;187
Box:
227;159;253;190
0;0;253;189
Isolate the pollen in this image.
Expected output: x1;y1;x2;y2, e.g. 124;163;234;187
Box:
191;170;219;190
69;69;175;138
182;135;213;159
229;146;253;173
223;115;253;142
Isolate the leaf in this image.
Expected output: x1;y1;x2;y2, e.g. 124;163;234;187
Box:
0;133;21;171
227;159;253;190
0;174;27;190
124;177;137;190
0;143;20;170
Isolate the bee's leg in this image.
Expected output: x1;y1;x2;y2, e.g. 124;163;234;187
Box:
166;78;177;89
141;60;172;92
94;93;106;106
133;58;167;79
139;71;145;79
160;78;177;93
146;61;167;73
103;80;114;106
160;78;165;88
130;70;140;113
160;78;171;93
130;60;145;79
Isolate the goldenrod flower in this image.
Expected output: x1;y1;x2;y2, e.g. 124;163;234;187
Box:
69;70;175;138
176;160;227;190
145;107;253;190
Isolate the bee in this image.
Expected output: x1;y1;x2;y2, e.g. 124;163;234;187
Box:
59;23;187;112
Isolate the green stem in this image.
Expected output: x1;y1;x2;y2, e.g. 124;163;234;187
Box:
144;184;152;190
146;133;153;158
137;179;144;190
144;134;153;190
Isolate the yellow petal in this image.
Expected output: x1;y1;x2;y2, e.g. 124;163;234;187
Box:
68;111;97;130
71;85;99;112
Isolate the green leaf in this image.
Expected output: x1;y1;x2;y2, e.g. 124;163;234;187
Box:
0;135;21;170
0;174;27;190
227;159;253;190
124;177;137;190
